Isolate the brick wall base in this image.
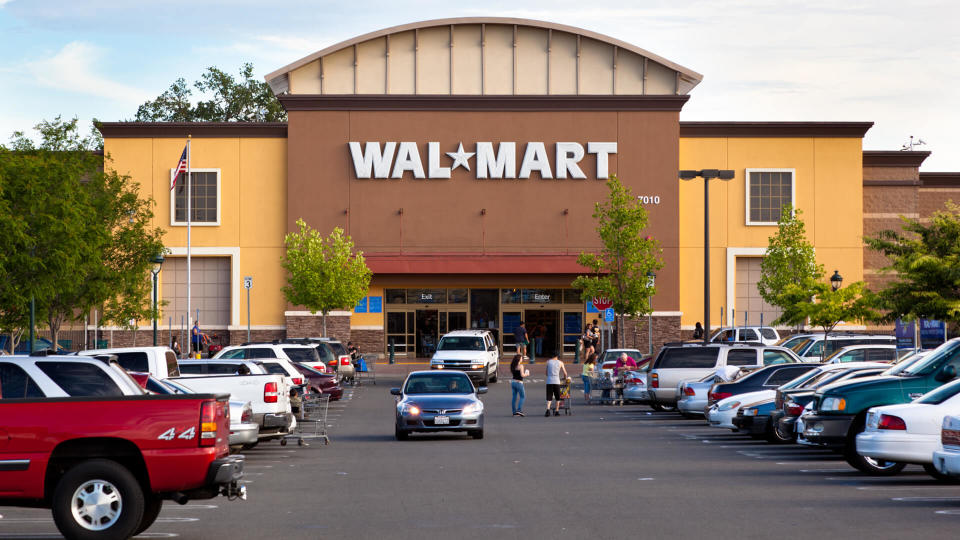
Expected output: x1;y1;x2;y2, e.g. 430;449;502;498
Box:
351;329;384;358
620;315;682;358
285;314;351;344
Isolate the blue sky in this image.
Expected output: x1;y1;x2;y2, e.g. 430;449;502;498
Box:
1;0;958;170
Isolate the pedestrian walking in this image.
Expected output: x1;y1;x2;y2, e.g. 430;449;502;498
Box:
514;321;529;359
533;323;546;357
544;355;569;416
581;324;595;359
582;353;597;404
510;354;529;416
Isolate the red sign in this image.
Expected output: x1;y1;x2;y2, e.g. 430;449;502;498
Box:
592;297;613;311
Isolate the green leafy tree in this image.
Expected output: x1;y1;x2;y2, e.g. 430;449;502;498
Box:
776;278;879;360
0;117;166;349
281;219;372;337
135;63;287;122
757;205;824;321
572;175;663;348
864;203;960;325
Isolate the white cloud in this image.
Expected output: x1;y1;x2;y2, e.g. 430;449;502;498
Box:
24;41;151;104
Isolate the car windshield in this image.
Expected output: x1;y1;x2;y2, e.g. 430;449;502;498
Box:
790;338;814;354
437;337;485;351
917;378;960;404
900;340;960;376
404;374;474;394
780;367;826;390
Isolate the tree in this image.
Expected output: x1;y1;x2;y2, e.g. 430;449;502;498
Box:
0;117;166;349
572;175;663;348
135;63;287;122
776;278;879;360
864;203;960;326
757;205;824;321
281;219;372;337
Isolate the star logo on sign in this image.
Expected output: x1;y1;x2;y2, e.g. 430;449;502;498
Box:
446;142;475;172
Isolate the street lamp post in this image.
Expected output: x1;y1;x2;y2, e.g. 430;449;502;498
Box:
647;271;656;355
830;270;843;291
679;169;735;344
151;254;165;346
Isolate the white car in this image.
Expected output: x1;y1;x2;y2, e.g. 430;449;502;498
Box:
932;415;960;479
856;378;960;478
429;330;500;384
710;326;780;346
707;390;773;429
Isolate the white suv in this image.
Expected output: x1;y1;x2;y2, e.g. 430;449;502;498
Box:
429;330;500;384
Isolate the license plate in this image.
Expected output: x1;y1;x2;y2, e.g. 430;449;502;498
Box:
434;415;449;425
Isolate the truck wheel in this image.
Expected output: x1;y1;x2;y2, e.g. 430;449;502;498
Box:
923;463;960;483
768;421;794;444
471;429;484;440
395;426;409;441
489;365;498;383
240;442;259;451
133;494;163;536
52;459;145;540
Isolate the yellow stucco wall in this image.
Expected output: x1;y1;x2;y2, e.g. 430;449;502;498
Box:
678;136;864;328
104;137;288;328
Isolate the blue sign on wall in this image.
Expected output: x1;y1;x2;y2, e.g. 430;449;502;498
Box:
586;302;599;313
604;308;615;322
354;297;368;313
368;296;383;313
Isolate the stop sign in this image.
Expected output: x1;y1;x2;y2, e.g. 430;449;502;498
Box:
592;296;613;311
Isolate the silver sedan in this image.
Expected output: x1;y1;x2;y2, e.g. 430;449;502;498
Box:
392;371;486;440
677;373;717;418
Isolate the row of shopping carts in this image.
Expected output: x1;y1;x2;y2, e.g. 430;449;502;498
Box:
282;391;331;446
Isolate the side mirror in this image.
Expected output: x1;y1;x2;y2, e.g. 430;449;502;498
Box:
936;365;957;383
488;345;498;352
390;388;402;396
476;387;488;394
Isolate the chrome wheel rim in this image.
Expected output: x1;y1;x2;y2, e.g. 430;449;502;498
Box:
863;456;899;470
71;479;122;531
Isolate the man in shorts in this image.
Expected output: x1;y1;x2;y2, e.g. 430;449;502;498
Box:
544;355;569;417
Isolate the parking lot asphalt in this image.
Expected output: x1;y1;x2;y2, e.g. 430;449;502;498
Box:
4;363;960;539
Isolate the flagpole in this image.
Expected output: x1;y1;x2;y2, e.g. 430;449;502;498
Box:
186;135;192;357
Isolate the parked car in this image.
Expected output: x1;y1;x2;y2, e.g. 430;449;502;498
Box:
777;333;816;349
710;326;781;345
855;377;960;478
429;330;500;384
391;370;486;440
932;414;960;479
789;333;895;360
0;357;245;539
215;342;323;373
772;363;890;441
182;357;305;391
822;344;898;364
621;370;649;403
648;343;800;409
800;338;960;474
707;390;772;430
597;348;649;376
677;372;720;417
291;362;344;400
708;362;817;407
78;346;180;378
733;399;781;441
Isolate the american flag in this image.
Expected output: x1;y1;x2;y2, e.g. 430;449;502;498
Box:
171;145;187;191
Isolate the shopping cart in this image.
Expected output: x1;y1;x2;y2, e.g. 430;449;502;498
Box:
355;354;377;386
281;391;330;446
557;377;573;415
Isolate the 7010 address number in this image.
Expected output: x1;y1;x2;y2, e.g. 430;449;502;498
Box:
636;195;661;205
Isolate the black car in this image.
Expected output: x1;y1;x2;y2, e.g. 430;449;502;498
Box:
708;363;818;406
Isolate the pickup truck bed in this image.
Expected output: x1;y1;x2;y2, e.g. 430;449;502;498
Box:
171;374;293;442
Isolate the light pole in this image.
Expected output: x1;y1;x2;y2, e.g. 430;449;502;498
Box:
151;253;165;346
679;169;735;344
647;271;656;355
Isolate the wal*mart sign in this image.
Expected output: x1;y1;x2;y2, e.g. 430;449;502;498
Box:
348;141;617;180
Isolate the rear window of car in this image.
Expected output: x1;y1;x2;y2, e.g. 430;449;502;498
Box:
177;364;205;374
283;347;319;363
763;366;815;386
726;349;757;366
165;351;180;377
36;361;123;397
739;329;759;341
262;362;288;375
314;343;336;363
0;362;45;399
917;378;960;405
866;349;896;362
206;363;246;374
761;328;778;340
763;350;796;365
245;348;275;359
111;352;148;373
654;348;719;369
327;342;348;356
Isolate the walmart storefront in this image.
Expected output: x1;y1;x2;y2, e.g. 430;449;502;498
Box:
100;17;882;357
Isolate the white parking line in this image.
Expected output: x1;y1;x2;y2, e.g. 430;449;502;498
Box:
796;468;853;473
892;496;960;502
166;504;218;509
858;486;956;491
935;509;960;515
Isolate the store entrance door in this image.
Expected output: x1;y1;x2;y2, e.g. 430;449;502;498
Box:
524;310;560;358
415;309;439;358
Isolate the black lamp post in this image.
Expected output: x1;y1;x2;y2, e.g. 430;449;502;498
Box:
151;253;165;346
830;270;843;291
679;169;736;344
647;271;656;355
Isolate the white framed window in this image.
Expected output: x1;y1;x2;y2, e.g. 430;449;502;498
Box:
170;168;221;226
745;168;795;226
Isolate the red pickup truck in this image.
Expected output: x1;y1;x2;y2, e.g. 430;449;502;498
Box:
0;357;245;540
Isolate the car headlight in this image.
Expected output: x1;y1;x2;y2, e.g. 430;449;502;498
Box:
718;400;741;412
401;404;421;415
470;364;485;370
743;407;759;417
463;403;483;415
821;397;846;412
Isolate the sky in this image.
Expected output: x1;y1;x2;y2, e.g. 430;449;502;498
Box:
1;0;957;170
